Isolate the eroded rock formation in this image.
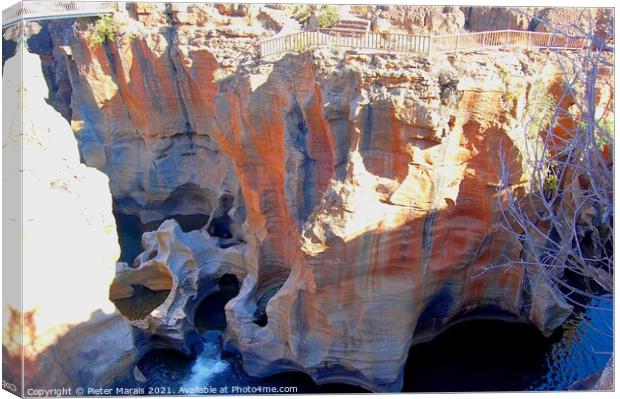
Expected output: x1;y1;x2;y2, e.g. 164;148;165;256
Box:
8;3;612;393
109;219;250;356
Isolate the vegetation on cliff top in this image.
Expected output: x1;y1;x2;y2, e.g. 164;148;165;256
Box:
87;15;119;48
288;5;339;28
86;14;138;48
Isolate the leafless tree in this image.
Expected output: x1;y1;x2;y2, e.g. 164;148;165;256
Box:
497;9;614;317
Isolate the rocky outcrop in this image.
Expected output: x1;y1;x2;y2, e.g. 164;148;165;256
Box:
2;29;123;388
344;5;465;35
463;6;612;37
381;6;465;34
27;312;136;390
464;7;539;32
109;219;250;356
14;5;606;393
52;10;576;387
39;6;260;224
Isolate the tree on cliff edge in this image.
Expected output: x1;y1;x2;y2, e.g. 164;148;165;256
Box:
497;9;613;331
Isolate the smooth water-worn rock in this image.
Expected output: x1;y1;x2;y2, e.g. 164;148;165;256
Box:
110;219;250;356
12;4;612;392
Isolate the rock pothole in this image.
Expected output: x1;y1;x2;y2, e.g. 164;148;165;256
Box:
194;274;240;332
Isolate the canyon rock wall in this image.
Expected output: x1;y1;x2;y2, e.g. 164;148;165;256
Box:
2;31;130;388
40;8;245;224
13;4;595;392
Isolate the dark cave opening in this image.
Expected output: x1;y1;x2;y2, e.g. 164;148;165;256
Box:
403;317;553;392
218;273;240;293
205;193;242;247
252;284;284;327
206;213;234;239
133;304;610;393
194;274;240;333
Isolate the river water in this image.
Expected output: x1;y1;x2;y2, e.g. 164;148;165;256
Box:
134;300;611;393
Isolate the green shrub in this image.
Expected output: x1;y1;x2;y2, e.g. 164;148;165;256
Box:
543;173;559;193
504;84;526;106
77;16;98;25
527;78;556;134
497;63;511;85
295;5;312;25
594;115;614;150
352;5;371;18
318;6;339;28
285;5;312;24
88;14;121;48
600;115;614;135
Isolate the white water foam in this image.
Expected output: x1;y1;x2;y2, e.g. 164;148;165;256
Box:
182;332;230;388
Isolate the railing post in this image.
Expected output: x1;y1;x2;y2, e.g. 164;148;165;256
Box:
455;33;460;51
527;31;532;47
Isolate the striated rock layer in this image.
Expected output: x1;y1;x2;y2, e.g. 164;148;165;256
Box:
23;5;595;392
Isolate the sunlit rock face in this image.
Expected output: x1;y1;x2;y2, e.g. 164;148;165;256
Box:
357;5;466;34
2;29;125;387
22;6;583;392
463;6;539;31
44;10;241;223
463;6;611;34
215;51;573;391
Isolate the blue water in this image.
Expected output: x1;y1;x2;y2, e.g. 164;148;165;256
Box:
531;298;613;390
136;301;612;393
137;330;366;394
403;301;612;392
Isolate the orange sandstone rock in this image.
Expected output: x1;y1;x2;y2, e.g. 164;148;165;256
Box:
39;12;577;391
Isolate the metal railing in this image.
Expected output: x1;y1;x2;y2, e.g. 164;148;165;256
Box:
259;28;588;58
260;28;431;58
2;1;118;27
430;29;588;53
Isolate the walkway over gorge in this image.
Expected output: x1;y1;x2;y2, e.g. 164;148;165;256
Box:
2;1;118;26
258;28;590;58
2;2;593;59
